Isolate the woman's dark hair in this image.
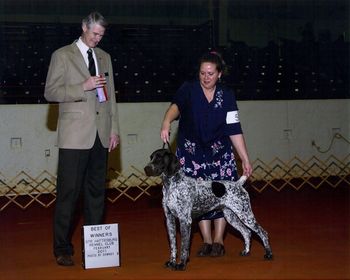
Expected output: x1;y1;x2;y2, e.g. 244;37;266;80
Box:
198;51;227;74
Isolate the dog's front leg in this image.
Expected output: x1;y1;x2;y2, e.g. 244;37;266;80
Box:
176;218;191;271
164;207;177;269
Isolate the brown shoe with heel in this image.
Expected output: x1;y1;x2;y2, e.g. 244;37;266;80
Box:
210;242;225;257
196;243;212;257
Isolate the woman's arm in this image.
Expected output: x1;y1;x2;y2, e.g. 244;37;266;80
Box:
230;134;253;177
160;103;180;143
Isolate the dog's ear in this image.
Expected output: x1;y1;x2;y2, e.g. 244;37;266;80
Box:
166;152;180;176
150;148;167;160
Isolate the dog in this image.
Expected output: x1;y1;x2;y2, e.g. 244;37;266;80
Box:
144;148;273;270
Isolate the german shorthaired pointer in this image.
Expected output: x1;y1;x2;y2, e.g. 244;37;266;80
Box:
144;148;273;270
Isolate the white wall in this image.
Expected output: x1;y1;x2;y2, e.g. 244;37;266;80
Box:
0;100;349;178
239;99;350;161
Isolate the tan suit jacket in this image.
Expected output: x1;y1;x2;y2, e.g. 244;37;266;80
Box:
44;41;119;149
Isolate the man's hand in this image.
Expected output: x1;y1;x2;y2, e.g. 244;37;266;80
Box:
109;134;120;152
83;76;106;91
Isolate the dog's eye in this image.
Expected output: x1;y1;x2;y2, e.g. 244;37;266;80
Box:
154;156;161;162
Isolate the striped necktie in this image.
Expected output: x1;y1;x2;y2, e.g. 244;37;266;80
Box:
87;49;96;76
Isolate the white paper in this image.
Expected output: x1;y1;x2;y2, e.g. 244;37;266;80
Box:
82;223;120;269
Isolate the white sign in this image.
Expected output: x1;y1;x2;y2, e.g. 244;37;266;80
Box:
82;223;120;269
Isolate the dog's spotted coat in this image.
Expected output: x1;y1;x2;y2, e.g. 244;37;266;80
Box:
144;148;273;270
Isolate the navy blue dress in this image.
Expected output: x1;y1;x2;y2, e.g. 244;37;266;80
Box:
172;80;243;220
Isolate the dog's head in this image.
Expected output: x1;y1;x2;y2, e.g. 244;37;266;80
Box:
144;148;180;177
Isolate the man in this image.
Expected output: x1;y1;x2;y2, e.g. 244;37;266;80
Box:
44;12;119;266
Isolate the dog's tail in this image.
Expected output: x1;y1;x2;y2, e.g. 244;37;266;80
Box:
239;175;259;199
238;175;248;185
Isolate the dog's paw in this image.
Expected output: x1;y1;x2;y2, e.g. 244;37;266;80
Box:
264;251;273;260
164;261;176;269
174;262;186;271
240;250;250;257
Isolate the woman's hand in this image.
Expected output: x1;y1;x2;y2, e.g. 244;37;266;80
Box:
242;160;253;178
160;121;171;143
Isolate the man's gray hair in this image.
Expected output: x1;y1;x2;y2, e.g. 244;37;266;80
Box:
82;12;108;29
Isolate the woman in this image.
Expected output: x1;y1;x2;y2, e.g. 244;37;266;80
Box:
160;51;252;257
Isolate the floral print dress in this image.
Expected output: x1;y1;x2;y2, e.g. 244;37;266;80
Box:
173;80;243;220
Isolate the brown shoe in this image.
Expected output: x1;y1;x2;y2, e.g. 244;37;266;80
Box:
56;255;74;266
196;243;212;257
210;243;225;257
